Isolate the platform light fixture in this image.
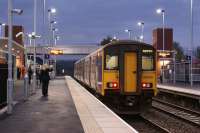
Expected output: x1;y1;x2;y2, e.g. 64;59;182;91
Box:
0;23;6;26
11;8;23;15
48;8;57;47
7;0;23;114
50;20;57;24
125;29;132;40
156;8;166;84
48;8;56;14
137;21;144;42
0;23;6;37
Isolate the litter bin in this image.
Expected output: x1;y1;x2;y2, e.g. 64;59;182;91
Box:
0;64;8;109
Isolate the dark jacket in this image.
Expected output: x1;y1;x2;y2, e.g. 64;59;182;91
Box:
28;67;33;77
40;69;51;82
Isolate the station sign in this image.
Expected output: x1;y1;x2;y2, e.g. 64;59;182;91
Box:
158;51;171;58
50;49;64;55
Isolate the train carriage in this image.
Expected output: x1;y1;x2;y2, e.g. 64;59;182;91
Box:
74;40;157;114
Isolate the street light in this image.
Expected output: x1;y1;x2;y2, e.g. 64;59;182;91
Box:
156;8;165;51
137;21;144;42
16;32;31;100
50;20;57;24
190;0;194;86
31;32;41;93
54;35;60;46
52;28;58;47
33;0;37;94
48;8;56;14
54;35;60;78
11;9;23;15
125;29;132;40
156;8;165;83
0;23;6;26
7;0;23;114
48;8;56;46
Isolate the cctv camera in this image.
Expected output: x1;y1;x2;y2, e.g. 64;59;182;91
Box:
11;9;23;15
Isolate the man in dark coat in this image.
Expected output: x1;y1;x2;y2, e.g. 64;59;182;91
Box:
40;65;52;96
28;66;33;85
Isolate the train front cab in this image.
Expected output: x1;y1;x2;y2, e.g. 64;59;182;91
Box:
102;43;157;114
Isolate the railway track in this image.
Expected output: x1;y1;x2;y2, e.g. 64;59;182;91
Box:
122;115;171;133
152;98;200;127
140;115;171;133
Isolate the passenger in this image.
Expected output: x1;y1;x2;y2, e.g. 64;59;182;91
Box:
28;65;33;85
40;64;52;96
36;68;41;87
17;67;21;79
160;74;163;83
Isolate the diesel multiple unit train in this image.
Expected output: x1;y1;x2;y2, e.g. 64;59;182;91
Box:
74;40;158;114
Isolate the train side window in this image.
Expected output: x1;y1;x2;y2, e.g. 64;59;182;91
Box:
142;55;154;71
105;55;118;70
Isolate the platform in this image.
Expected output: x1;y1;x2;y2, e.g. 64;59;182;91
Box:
157;84;200;99
65;76;138;133
0;78;84;133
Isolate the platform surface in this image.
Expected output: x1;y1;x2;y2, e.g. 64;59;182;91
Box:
0;78;84;133
65;76;138;133
157;84;200;99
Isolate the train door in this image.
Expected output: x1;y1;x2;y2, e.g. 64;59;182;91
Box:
124;52;137;93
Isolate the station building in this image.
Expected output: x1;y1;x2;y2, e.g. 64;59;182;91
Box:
153;28;173;78
153;28;200;83
0;25;25;80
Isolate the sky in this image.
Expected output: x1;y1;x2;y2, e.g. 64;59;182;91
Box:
0;0;200;50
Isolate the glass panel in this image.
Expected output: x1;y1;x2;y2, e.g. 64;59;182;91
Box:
106;55;118;70
142;55;154;70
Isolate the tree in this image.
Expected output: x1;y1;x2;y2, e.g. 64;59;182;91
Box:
196;46;200;59
173;41;185;61
100;36;112;46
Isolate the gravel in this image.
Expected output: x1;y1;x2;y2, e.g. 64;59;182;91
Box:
142;108;200;133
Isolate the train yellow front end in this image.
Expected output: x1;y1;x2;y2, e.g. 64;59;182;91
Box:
74;40;157;114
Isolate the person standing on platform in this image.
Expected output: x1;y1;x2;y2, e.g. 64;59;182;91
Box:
40;64;51;96
36;68;41;88
28;65;33;85
160;74;163;83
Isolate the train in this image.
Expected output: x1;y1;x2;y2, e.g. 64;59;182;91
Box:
74;40;158;114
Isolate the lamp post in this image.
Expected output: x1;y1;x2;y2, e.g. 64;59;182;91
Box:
50;21;57;47
7;0;23;114
54;35;59;77
156;8;165;83
54;35;59;46
33;0;37;94
52;28;58;47
32;32;41;92
190;0;194;87
48;8;56;46
42;0;46;65
0;23;6;37
16;32;31;100
125;29;132;40
137;21;144;42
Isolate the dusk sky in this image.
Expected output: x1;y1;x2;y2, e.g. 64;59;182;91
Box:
1;0;200;50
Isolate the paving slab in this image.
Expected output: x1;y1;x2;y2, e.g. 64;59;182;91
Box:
0;78;84;133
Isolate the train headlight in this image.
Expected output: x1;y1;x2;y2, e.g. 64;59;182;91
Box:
107;82;118;88
142;83;152;88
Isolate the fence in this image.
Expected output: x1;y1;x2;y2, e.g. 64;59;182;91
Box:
164;62;200;83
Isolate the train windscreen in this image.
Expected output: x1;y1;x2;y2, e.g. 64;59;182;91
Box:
105;55;118;70
142;49;155;71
